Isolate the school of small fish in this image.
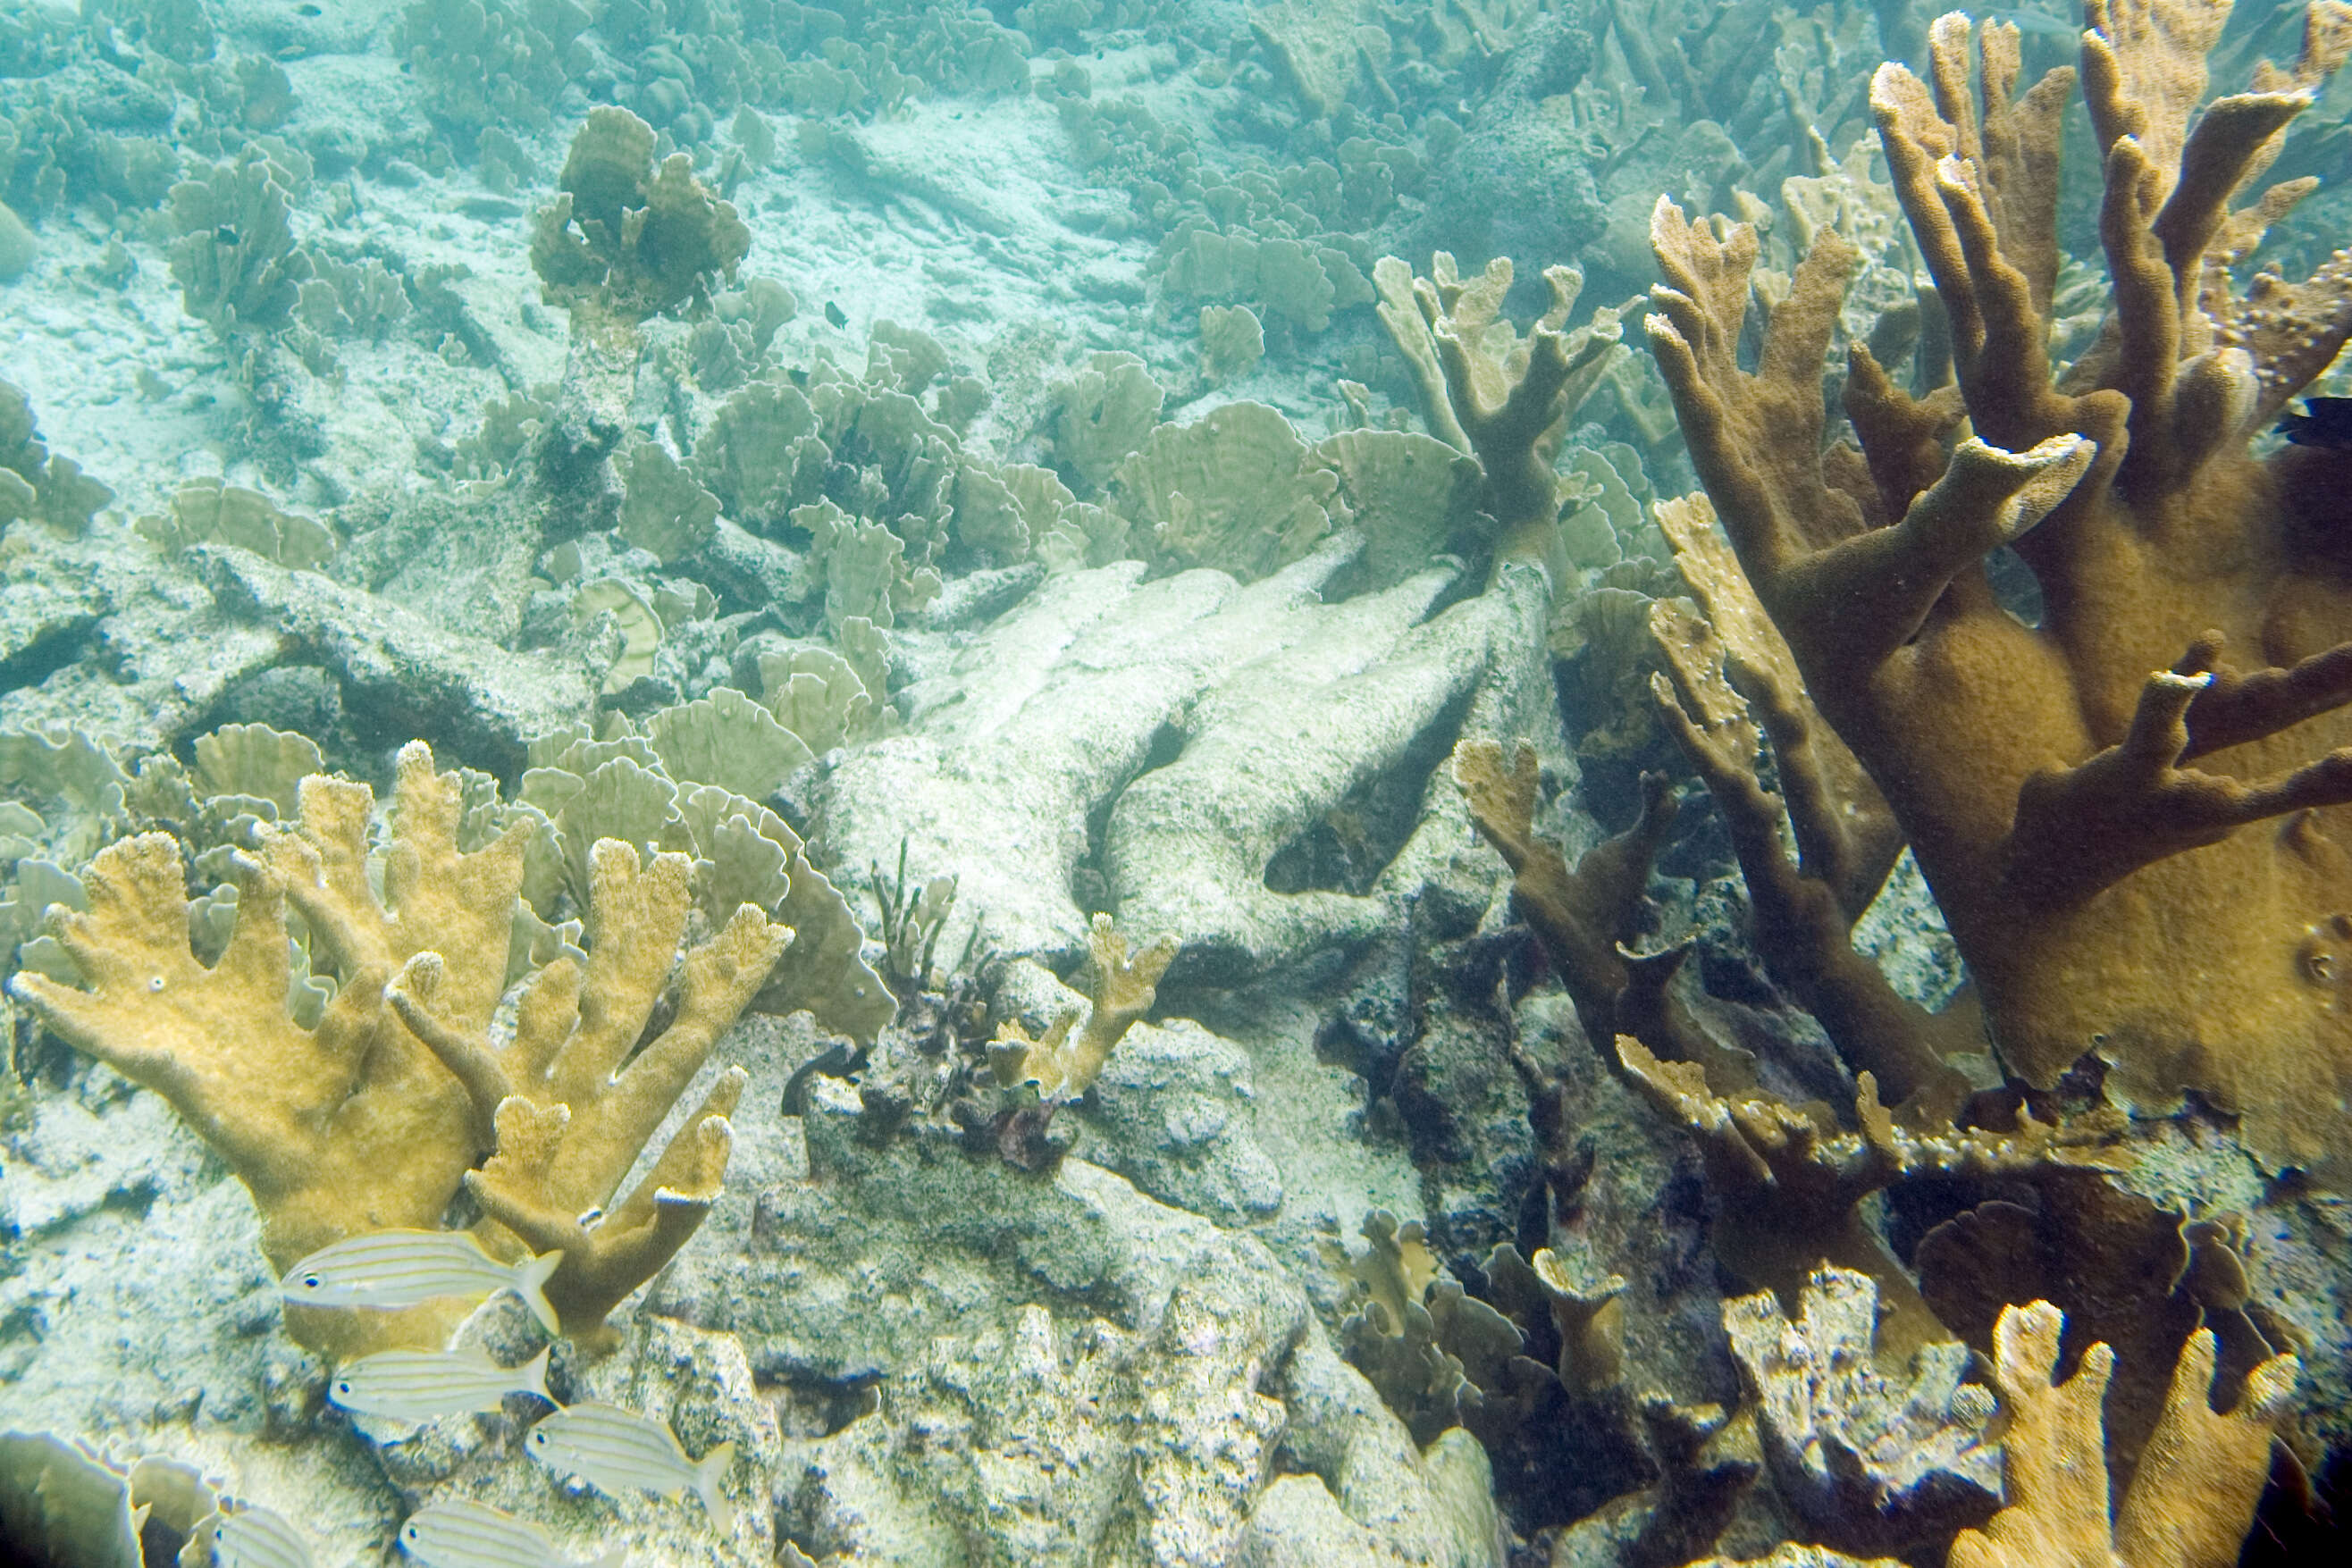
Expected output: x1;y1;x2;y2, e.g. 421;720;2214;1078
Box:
278;1228;565;1335
224;1228;742;1564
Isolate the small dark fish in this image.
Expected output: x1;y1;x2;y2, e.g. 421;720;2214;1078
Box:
2279;397;2352;449
824;300;848;328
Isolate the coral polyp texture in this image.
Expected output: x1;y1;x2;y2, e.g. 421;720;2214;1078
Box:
8;742;785;1354
1646;0;2352;1184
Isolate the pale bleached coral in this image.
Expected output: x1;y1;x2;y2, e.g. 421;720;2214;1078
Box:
135;477;335;571
614;437;720;563
530;105;749;323
1;380;111;538
1113;400;1345;581
1048;350;1163;493
165;145;311;333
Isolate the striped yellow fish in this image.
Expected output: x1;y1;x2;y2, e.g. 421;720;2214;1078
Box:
397;1497;626;1568
278;1229;563;1335
205;1505;315;1568
525;1403;735;1534
330;1346;555;1424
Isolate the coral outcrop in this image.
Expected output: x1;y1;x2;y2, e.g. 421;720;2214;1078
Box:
8;742;786;1354
531;105;750;323
1644;0;2352;1183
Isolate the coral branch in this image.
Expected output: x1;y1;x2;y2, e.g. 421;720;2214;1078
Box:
1951;1297;2297;1568
1643;4;2352;1181
11;742;785;1354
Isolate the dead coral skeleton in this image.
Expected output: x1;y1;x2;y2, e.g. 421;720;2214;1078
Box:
1724;1265;2001;1555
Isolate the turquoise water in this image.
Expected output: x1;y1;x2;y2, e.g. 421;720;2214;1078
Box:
3;3;2349;1565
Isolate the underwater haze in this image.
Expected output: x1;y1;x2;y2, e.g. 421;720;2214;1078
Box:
4;0;2352;1564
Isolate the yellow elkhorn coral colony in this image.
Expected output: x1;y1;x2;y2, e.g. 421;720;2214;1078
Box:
1644;0;2352;1184
8;742;786;1355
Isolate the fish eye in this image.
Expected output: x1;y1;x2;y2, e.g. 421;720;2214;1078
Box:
400;1524;418;1542
531;1430;548;1445
299;1274;322;1289
334;1381;351;1395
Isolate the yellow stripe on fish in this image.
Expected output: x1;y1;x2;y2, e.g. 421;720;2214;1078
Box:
206;1505;315;1568
279;1228;564;1335
397;1497;627;1568
330;1346;555;1424
525;1402;735;1534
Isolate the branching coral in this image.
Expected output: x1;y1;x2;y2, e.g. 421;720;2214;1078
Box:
1914;1175;2295;1501
1449;737;1753;1092
1949;1297;2297;1568
1373;252;1627;556
1643;1;2352;1183
1614;1035;2104;1363
1646;493;1979;1111
7;742;785;1355
987;913;1176;1101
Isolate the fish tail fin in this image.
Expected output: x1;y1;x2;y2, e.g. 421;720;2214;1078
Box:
510;1247;565;1337
520;1343;554;1403
694;1441;737;1535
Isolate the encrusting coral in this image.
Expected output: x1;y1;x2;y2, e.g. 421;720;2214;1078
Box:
7;742;787;1355
1643;0;2352;1184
